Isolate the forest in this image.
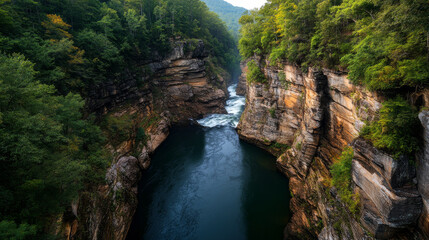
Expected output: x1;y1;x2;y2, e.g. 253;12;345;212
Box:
201;0;246;40
0;0;237;238
239;0;429;91
2;0;429;238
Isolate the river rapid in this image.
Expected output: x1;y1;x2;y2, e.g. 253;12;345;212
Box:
127;84;290;240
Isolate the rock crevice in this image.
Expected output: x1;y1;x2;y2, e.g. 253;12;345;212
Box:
237;59;426;239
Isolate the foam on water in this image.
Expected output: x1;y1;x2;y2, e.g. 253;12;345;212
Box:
197;84;245;128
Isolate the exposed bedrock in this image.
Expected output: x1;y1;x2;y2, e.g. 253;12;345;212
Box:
352;138;422;239
418;110;429;239
61;40;229;240
237;59;427;239
236;60;248;96
88;39;228;123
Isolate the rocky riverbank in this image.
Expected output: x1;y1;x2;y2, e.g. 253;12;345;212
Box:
60;40;229;240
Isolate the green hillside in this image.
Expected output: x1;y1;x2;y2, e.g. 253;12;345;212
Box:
201;0;247;40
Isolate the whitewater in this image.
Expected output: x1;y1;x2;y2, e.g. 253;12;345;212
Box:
197;84;246;128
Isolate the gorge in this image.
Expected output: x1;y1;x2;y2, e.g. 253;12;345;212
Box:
126;85;290;240
1;0;428;239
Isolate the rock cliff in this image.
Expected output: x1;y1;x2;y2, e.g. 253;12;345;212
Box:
236;61;247;96
237;58;428;239
60;40;228;240
418;110;429;239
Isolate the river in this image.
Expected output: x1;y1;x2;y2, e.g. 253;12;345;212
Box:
127;84;291;240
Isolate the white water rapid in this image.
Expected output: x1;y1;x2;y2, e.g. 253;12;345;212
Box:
197;84;245;128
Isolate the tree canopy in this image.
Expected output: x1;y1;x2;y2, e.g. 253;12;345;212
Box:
239;0;429;91
0;0;239;94
201;0;247;41
0;0;238;238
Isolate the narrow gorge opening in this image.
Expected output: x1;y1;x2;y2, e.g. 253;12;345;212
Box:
126;84;292;240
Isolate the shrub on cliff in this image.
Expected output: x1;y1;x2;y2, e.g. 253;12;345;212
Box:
103;114;134;147
330;146;360;215
246;60;267;84
361;97;419;158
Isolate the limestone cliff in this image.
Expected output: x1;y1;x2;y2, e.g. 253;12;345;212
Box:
237;58;428;239
60;40;228;240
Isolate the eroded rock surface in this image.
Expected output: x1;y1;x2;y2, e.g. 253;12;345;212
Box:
62;40;228;240
418;111;429;238
88;40;227;123
236;61;247;96
352;139;421;238
237;59;424;239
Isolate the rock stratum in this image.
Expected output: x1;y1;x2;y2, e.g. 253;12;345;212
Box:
237;58;429;239
59;40;228;240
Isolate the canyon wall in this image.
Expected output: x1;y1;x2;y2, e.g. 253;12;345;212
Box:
60;40;228;240
237;58;428;239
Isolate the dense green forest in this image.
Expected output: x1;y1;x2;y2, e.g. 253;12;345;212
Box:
239;0;429;91
201;0;246;40
0;0;237;238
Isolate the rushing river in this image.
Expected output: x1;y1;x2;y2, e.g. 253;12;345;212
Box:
127;84;290;240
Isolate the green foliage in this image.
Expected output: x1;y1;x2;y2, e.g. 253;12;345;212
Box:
296;141;302;151
103;114;134;147
238;10;263;58
0;0;238;93
361;97;419;158
270;142;290;153
269;108;276;118
0;221;36;240
135;127;147;145
278;71;290;89
0;53;108;233
201;0;246;41
246;60;266;84
330;146;359;215
333;221;343;236
239;0;429;91
0;0;237;237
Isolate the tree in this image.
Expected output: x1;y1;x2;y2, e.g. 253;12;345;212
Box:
0;53;107;231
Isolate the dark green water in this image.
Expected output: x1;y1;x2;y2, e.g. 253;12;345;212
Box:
127;125;290;240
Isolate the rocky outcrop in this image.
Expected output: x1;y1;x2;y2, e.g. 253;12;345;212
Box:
150;40;228;123
236;61;247;96
352;139;421;238
61;40;228;240
88;40;227;123
418;110;429;238
237;59;425;239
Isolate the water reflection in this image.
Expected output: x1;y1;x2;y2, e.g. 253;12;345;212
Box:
126;126;290;240
240;140;291;240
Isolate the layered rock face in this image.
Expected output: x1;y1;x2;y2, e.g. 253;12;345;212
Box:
88;40;227;123
149;40;228;123
352;139;421;238
237;59;426;239
418;111;429;238
61;40;228;240
235;61;247;96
